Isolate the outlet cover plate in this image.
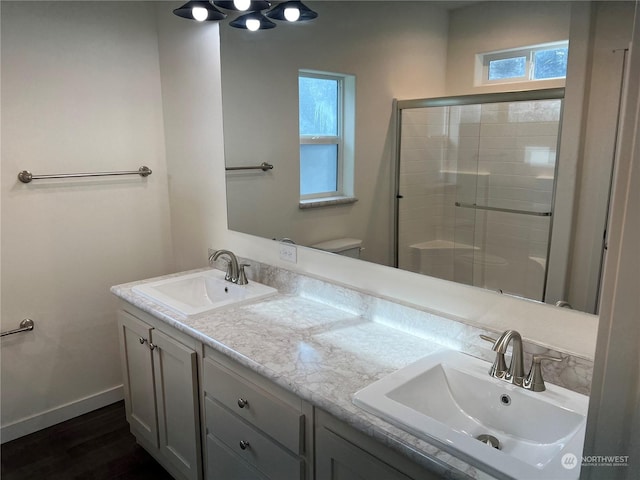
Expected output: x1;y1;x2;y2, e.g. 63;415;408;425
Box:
279;243;297;263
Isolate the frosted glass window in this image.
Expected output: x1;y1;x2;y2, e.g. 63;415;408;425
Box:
299;77;338;136
478;41;568;85
533;47;568;79
299;70;354;201
300;144;338;195
488;56;527;80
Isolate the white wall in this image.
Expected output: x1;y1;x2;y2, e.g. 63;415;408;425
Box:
0;2;173;441
583;2;640;475
155;4;225;271
446;1;571;95
567;1;636;313
221;1;449;266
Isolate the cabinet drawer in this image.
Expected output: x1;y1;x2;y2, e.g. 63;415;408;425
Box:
207;434;267;480
204;358;303;454
206;398;303;480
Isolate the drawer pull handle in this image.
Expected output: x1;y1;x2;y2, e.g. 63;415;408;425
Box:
239;440;250;450
237;398;248;408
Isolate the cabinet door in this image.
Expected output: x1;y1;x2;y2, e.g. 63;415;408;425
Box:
118;311;158;448
316;427;413;480
152;328;202;480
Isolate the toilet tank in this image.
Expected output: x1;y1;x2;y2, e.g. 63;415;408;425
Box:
311;238;363;259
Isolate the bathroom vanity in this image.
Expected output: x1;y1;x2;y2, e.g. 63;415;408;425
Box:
112;261;594;480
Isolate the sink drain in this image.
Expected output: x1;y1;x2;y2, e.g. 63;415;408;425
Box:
476;434;501;450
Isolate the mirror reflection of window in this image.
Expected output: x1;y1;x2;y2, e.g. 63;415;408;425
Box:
299;70;355;201
478;41;569;85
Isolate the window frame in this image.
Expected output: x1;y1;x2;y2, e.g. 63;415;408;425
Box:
298;70;346;201
476;41;569;86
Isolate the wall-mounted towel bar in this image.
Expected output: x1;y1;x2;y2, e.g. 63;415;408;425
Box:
18;166;152;183
455;202;552;217
1;319;35;337
225;162;273;172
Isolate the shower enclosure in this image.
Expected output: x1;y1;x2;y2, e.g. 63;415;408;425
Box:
395;89;563;302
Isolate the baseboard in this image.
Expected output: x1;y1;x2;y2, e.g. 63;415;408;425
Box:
0;385;124;444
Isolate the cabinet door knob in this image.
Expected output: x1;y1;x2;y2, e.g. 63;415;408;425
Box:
237;398;248;408
239;440;250;450
149;343;157;351
139;337;147;345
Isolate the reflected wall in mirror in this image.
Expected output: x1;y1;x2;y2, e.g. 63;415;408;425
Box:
221;1;636;314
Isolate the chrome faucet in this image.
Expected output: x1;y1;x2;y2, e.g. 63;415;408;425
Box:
208;249;250;285
492;329;525;386
210;249;238;282
481;330;563;392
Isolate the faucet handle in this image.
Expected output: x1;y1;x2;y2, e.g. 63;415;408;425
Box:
480;334;497;344
237;264;250;285
524;354;563;392
480;334;507;378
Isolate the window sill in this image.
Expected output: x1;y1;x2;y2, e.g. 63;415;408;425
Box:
299;196;358;209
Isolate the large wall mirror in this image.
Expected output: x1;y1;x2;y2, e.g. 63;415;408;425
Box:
221;1;634;315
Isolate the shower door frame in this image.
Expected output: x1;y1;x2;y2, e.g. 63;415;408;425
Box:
393;87;565;302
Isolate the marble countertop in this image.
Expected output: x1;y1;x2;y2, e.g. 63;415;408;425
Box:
112;269;500;480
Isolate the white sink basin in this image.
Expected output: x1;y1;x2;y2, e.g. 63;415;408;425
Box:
353;350;588;480
132;269;277;316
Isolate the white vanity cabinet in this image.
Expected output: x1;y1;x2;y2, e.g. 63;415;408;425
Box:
114;300;448;480
315;410;442;480
202;347;313;480
117;308;203;480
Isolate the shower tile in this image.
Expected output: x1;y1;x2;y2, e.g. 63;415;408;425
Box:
480;135;518;150
401;123;428;137
517;121;560;137
458;124;481;137
458;104;482;123
425;109;448;125
516;135;559;149
480;122;518;137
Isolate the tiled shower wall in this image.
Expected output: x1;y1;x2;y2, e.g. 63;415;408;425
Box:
398;99;561;301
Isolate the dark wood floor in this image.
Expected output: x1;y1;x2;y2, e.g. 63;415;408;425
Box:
1;401;174;480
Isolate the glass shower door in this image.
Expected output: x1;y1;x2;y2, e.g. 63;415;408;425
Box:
464;98;561;300
396;104;481;285
396;92;563;303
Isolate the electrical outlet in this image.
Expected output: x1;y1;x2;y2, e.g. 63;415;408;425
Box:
279;243;297;263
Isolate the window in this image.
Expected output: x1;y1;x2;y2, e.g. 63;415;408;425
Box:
299;70;355;203
477;42;568;85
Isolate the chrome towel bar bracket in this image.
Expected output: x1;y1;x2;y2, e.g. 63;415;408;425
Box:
1;319;35;337
18;166;152;183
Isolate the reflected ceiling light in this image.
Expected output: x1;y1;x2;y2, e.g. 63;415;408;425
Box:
265;1;318;22
173;1;227;21
213;0;271;11
284;7;300;22
173;0;317;30
229;11;276;30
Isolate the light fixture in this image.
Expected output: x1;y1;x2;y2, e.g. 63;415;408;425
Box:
229;11;276;30
265;1;317;22
213;0;271;11
173;0;318;30
173;1;227;21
